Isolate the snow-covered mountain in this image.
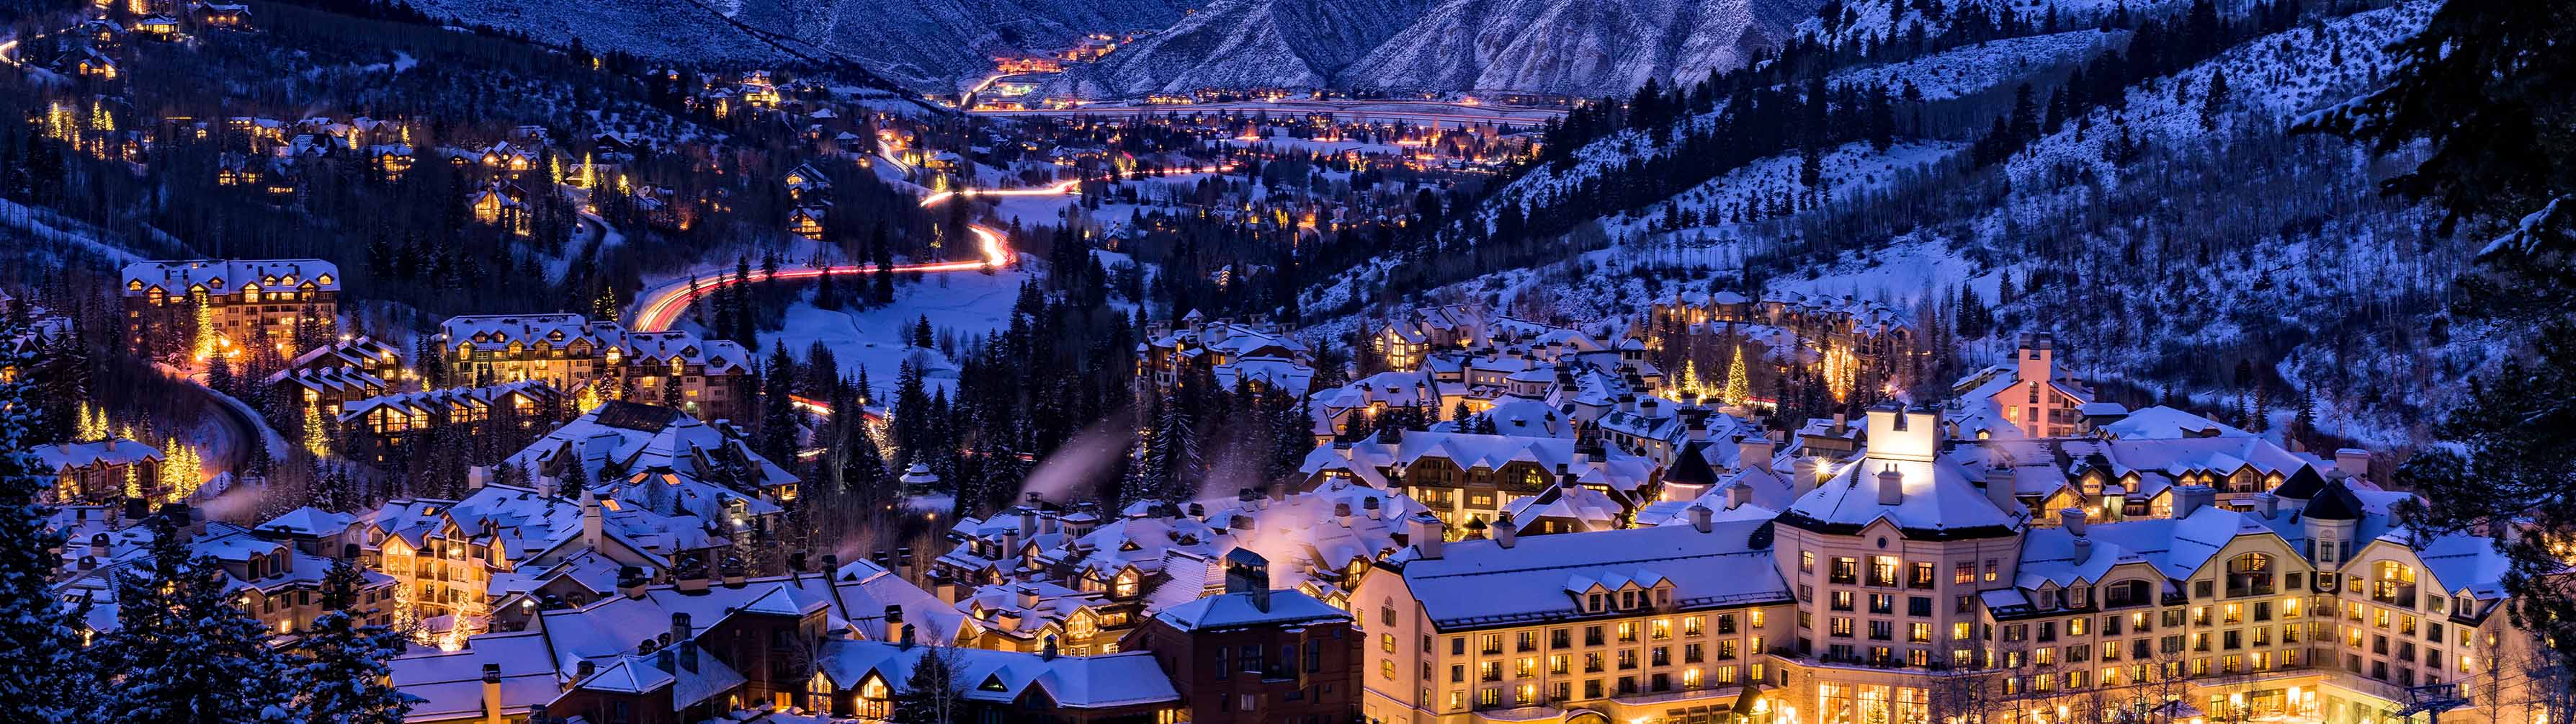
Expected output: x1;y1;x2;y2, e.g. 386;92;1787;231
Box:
1050;0;1434;96
1344;0;1819;95
1307;0;2475;446
406;0;1192;89
1055;0;1819;97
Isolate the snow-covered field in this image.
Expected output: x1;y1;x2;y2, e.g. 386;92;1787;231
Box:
757;266;1035;398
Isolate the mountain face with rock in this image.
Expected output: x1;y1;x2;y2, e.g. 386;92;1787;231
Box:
1053;0;1821;97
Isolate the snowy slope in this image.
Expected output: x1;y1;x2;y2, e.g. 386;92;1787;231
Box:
1830;29;2127;100
411;0;1191;89
1056;0;1432;95
1344;0;1820;95
1057;0;1820;97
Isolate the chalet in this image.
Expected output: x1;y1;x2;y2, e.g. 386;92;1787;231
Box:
192;2;249;27
131;15;180;39
787;203;828;241
337;380;562;465
782;162;831;200
29;438;164;504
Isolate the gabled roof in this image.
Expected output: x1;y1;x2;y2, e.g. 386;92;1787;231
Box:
1154;589;1346;630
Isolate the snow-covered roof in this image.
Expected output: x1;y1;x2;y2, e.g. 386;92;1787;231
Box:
816;643;1179;709
122;259;340;295
29;438;163;470
1154;589;1346;630
1392;519;1788;630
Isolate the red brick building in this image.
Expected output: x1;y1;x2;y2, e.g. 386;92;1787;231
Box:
1123;548;1363;724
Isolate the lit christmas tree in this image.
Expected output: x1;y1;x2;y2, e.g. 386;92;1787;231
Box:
1722;347;1752;408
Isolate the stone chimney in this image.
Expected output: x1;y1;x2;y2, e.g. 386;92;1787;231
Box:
480;663;504;724
1224;548;1273;612
580;491;604;553
1405;511;1443;558
617;566;648;599
1686;502;1712;533
1737;432;1776;470
882;604;905;643
1724;483;1752;511
1984;473;2018;515
1876;465;1904;506
2060;507;2087;537
2174;485;2217;519
1016;584;1041;611
2334;448;2372;482
1493;512;1517;549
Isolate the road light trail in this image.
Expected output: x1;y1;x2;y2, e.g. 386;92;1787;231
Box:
627;167;1225;422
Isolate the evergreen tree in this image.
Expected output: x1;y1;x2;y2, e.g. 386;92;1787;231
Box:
2200;68;2230;130
105;516;299;724
0;322;96;721
1722;346;1753;408
889;645;967;724
287;559;410;724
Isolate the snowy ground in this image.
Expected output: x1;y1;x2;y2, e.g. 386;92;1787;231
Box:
1831;30;2128;101
756;264;1036;398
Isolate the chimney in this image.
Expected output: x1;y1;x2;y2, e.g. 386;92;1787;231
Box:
1792;457;1823;499
654;649;674;673
882;604;905;643
581;491;604;553
2255;491;2280;519
468;465;491;491
822;553;841;580
2174;485;2216;519
788;550;809;573
1493;512;1517;548
617;566;648;599
1876;465;1904;506
2101;484;2127;522
2072;536;2095;566
574;659;595;682
1724;483;1752;511
480;663;504;724
1334;501;1352;523
1406;511;1443;558
2334;449;2372;482
1984;474;2018;515
1225;548;1273;612
2060;507;2087;537
1016;585;1040;611
1686;503;1713;533
679;640;699;673
1737;433;1776;470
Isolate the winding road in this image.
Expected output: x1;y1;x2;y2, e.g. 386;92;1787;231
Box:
626;174;1137;423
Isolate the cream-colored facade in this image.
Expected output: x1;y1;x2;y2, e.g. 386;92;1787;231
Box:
1355;403;2552;724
